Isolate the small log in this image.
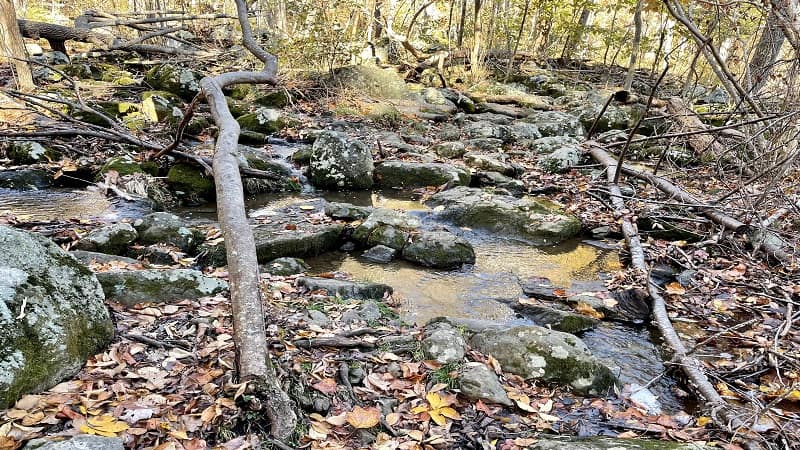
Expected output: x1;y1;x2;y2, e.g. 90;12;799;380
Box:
18;19;112;53
666;97;726;156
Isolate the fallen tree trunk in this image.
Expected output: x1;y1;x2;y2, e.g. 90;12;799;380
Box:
665;97;725;156
587;142;794;265
589;144;766;450
198;0;296;440
18;19;112;53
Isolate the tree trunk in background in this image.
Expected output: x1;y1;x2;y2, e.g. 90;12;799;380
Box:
504;0;529;81
768;0;800;57
457;0;467;47
470;0;484;73
623;0;642;90
747;11;785;96
562;1;593;60
0;0;33;91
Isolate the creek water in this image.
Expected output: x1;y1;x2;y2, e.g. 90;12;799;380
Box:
0;184;686;413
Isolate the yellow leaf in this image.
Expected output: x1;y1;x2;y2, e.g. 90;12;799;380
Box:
438;407;461;420
410;405;429;414
426;392;446;409
385;412;400;426
428;409;448;427
346;406;381;429
697;416;711;426
665;282;685;295
169;430;189;440
575;302;604;319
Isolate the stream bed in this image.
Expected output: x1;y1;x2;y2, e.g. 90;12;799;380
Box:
1;185;687;413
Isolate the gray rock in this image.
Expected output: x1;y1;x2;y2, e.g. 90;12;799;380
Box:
421;321;466;364
427;186;582;245
504;301;598;333
523;136;580;154
236;108;289;134
470;325;616;394
479;102;528;118
566;289;651;324
464;112;513;125
0;226;113;409
32;51;69;66
310;131;374;189
24;434;124;450
352;209;420;250
508;121;542;141
463;120;509;140
297;277;392;300
70;250;143;266
263;257;309;276
430;141;467;159
374;161;470;189
7;141;59;165
307;309;332;328
474;171;526;196
464;138;504;152
342;301;383;324
529;436;710;450
361;245;397;263
459;362;513;406
133;212;203;253
199;223;344;266
126;243;181;266
96;269;228;305
330;65;409;99
560;90;634;133
401;231;475;269
463;152;516;175
0;169;54;190
523;111;585;137
439;89;476;113
539;143;582;173
325;202;374;220
144;63;203;100
75;223;138;255
591;226;611;238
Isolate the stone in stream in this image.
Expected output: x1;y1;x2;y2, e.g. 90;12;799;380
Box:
296;276;392;300
133;212;204;253
309;131;374;189
361;245;397;263
166;163;215;201
352;208;421;250
459;362;513;406
373;161;471;189
427;186;581;245
567;288;651;324
0;169;54;190
421;321;466;364
95;269;228;305
24;434;124;450
236;107;289;134
324;202;373;220
262;257;309;276
0;226;114;409
470;325;616;395
529;437;711;450
501;300;599;333
401;231;475;269
74;223;138;255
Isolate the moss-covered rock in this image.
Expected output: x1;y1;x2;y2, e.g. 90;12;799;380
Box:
374;161;470;189
400;231;475;269
330;64;409;99
470;325;616;395
0;226;114;409
427;186;581;245
142;92;183;124
95;269;227;305
254;90;291;107
166;163;215;200
310;131;374;190
133;212;205;253
261;257;309;276
74;223;138;255
236;107;287;134
6;141;60;165
144;63;204;101
0;169;54;190
98;156;158;178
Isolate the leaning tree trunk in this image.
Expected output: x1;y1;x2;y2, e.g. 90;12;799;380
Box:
200;0;296;440
1;0;33;90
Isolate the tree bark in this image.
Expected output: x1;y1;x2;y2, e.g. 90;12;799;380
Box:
665;97;725;155
1;0;33;90
746;10;785;96
198;0;295;440
623;0;643;91
18;18;112;53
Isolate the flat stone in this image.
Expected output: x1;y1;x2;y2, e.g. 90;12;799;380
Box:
503;301;599;333
361;245;397;263
24;435;124;450
70;250;143;267
325;202;373;220
296;277;392;300
374;161;470;189
96;269;228;305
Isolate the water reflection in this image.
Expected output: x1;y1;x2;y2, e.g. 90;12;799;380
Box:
0;188;147;222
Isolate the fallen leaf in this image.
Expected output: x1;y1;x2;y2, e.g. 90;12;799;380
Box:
346;406;381;429
312;378;338;394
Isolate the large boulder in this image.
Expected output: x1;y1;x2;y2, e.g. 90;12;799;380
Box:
374;161;470;189
470;325;616;395
352;209;421;250
426;187;581;244
310;131;374;189
330;65;409;99
0;226;114;409
401;231;475;269
96;269;228;305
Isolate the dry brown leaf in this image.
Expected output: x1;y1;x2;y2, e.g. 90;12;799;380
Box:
346;406;381;429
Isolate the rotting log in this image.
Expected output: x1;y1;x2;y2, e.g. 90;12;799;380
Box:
589;143;767;450
198;0;296;440
18;19;112;53
665;97;725;156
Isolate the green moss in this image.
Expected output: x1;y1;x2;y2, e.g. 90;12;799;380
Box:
166;163;215;199
98;156;154;179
